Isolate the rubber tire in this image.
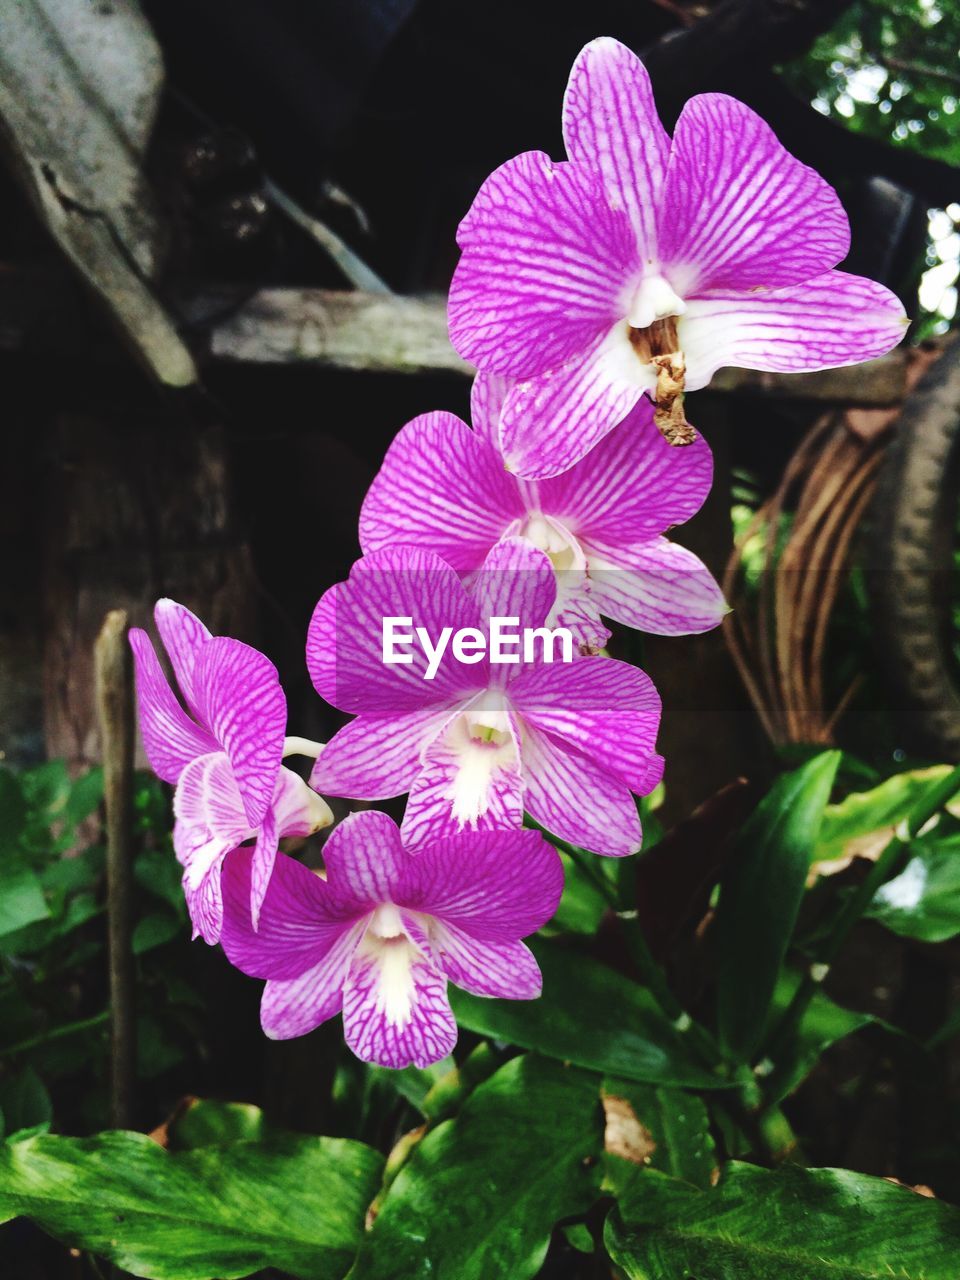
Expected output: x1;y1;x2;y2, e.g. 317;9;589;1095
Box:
869;339;960;760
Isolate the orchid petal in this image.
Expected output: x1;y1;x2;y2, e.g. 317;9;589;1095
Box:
182;860;227;946
129;628;218;784
500;326;648;479
679;270;908;391
562;36;670;259
358;412;521;569
191;636;286;828
322;809;412;907
660;93;849;294
249;807;278;930
310;704;454;801
260;921;367;1039
449;150;637;379
173;751;249;841
472;537;557;639
425;925;542;1000
470;371;510;447
342;936;457;1068
586;539;729;635
271;766;333;838
153;598;212;718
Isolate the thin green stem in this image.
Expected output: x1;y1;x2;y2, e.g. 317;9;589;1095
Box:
0;1009;109;1059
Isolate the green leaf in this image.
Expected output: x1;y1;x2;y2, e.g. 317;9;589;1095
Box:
351;1054;603;1280
0;1128;383;1280
0;770;27;847
865;834;960;942
135;847;187;915
816;766;959;862
0;856;50;939
552;850;607;934
0;1067;53;1139
602;1080;717;1190
132;911;182;954
167;1099;271;1150
715;752;841;1061
606;1161;960;1279
450;940;732;1089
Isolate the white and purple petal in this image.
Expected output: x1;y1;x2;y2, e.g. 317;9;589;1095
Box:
129;628;219;784
260;920;367;1040
585;539;728;635
310;703;456;801
153;598;212;720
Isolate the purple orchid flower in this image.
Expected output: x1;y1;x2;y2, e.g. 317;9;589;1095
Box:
307;539;663;857
448;36;908;478
219;810;563;1068
129;599;333;943
359;374;726;651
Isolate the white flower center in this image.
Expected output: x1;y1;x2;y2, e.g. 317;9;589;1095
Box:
441;701;518;827
358;909;420;1028
627;274;686;330
522;513;581;572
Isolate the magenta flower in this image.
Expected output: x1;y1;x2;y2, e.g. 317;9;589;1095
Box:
220;810;563;1068
448;36;908;478
307;539;663;856
130;599;332;943
359;374;726;650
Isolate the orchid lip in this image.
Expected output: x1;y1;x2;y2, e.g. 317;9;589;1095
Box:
627;273;686;330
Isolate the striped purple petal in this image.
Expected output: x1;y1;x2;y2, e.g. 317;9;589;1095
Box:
500;327;647;479
191;636;286;828
310;703;456;801
680;270;909;390
470;371;510;447
129;628;218;784
358;411;522;568
153;598;212;719
537;398;713;550
659;93;850;294
424;926;542;1000
471;537;557;640
449;150;637;379
323;809;412;907
307;547;483;714
586;539;728;635
342;937;457;1069
520;722;645;857
260;922;367;1040
562;36;669;260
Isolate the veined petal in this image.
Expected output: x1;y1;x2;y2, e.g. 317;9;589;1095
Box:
586;539;729;635
358;412;521;569
271;766;334;839
471;538;557;639
153;598;212;718
342;934;457;1068
307;547;482;714
310;703;455;800
680;270;908;390
449;150;637;378
260;920;367;1039
249;807;278;930
562;36;670;259
323;809;412;907
129;628;218;784
470;371;510;447
221;847;362;980
425;925;542;1000
173;752;250;842
537;398;713;547
398;827;564;941
660;93;849;294
500;326;649;479
192;637;286;828
520;722;645;857
183;861;226;945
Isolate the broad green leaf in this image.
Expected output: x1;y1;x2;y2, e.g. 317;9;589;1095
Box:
715;752;840;1061
552;850;607;934
450;941;732;1089
0;1128;383;1280
602;1080;717;1190
351;1054;602;1280
816;766;958;863
167;1099;271;1150
135;846;187;915
865;834;960;941
758;970;874;1104
0;856;50;939
132;910;182;954
0;1067;53;1139
606;1161;960;1279
64;767;104;827
0;770;27;847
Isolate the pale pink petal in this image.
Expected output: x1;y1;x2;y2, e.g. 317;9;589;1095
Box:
500;326;648;479
342;939;457;1068
425;925;542;999
585;539;728;635
260;921;367;1039
358;412;521;569
680;270;908;391
520;722;644;857
191;637;286;828
322;809;412;907
153;598;212;718
271;766;332;839
449;150;638;378
660;94;849;294
471;538;557;639
537;398;713;548
220;847;362;980
511;658;662;797
470;371;510;446
398;827;563;940
129;628;218;784
173;751;249;841
183;860;226;945
307;547;482;714
310;704;455;800
562;36;670;259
